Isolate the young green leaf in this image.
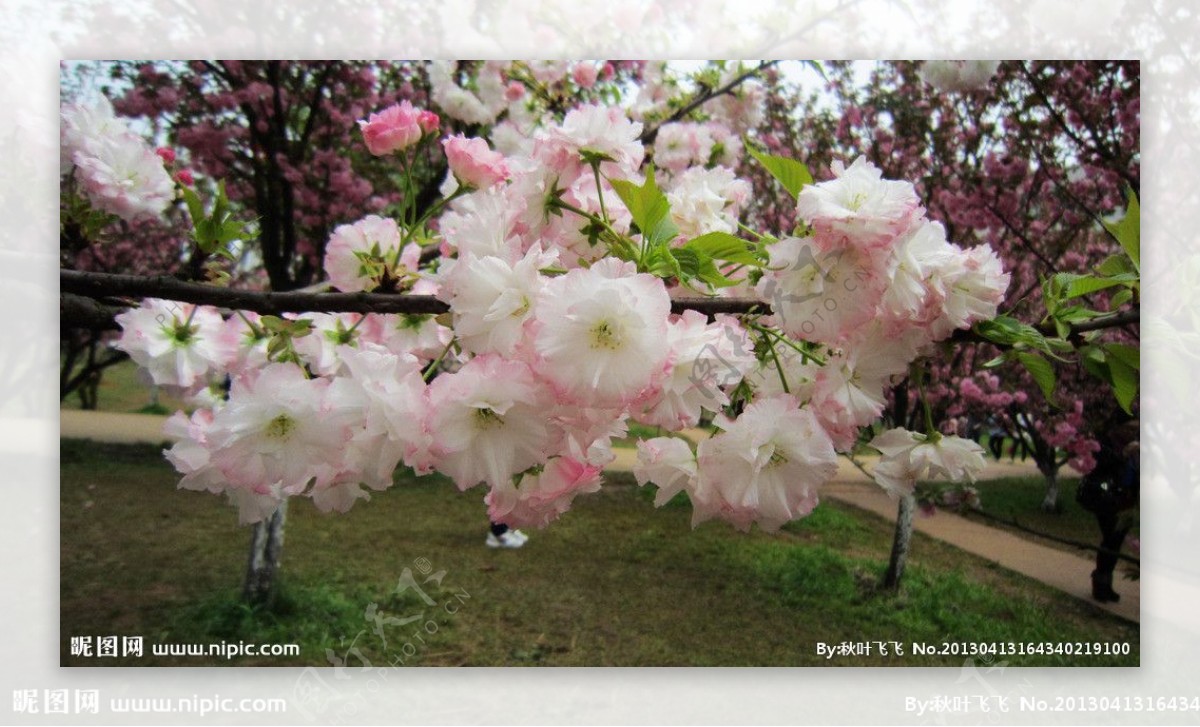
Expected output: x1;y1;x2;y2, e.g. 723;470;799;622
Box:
608;166;678;248
1015;352;1057;403
684;231;760;266
747;146;813;199
1052;272;1130;300
1107;355;1138;414
1103;187;1139;272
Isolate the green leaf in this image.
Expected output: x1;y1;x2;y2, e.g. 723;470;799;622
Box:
1108;355;1138;414
1096;253;1136;278
642;245;682;279
684;232;760;266
1052;273;1127;300
181;186;205;226
1015;352;1057;403
1104;342;1140;370
1053;305;1105;324
747;146;813;199
1109;288;1133;309
1103;188;1139;272
669;247;702;279
696;258;739;288
974;316;1060;359
608;166;678;248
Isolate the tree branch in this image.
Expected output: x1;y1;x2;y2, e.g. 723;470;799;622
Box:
639;61;780;146
60;269;1138;340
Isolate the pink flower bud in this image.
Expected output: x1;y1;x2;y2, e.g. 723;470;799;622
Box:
155;147;177;164
358;101;425;156
417;110;440;135
175;169;195;186
572;63;599;89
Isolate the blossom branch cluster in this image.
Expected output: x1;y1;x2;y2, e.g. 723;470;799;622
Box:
69;61;1011;533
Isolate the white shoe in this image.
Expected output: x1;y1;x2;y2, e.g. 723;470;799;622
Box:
486;531;526;549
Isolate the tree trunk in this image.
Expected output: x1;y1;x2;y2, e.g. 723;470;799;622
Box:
882;493;916;590
242;500;287;605
1040;467;1060;512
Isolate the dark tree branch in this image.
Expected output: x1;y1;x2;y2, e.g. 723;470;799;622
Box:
60;269;778;319
61;269;1140;340
61;293;125;331
639;61;781;146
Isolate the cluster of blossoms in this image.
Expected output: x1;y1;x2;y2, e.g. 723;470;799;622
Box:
107;68;1009;533
61;96;176;221
635;157;1007;526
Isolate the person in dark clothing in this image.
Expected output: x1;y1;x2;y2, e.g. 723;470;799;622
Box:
1076;420;1139;603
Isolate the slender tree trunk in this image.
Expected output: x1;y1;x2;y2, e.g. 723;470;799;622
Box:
243;501;287;605
882;493;916;590
1040;466;1060;512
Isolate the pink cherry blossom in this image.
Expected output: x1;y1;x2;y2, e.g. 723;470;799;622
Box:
486;456;603;529
532;258;671;407
113;299;226;389
869;428;988;497
73;132;176;221
425;354;554;490
796;157;921;251
638;310;756;430
443;135;511;189
441;245;553;357
633;436;697;507
324;214;417;293
203;363;360;520
692;395;838;532
919;61;1001;93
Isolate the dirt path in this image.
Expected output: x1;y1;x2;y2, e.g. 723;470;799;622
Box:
61;410;1137;622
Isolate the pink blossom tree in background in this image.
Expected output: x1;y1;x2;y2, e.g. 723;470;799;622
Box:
59;60;1138;603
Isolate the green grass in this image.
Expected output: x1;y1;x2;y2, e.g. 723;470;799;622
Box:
60;439;1138;667
61;357;188;414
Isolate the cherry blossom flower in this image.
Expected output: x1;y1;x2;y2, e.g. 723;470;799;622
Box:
869;428;988;497
536;104;644;179
72;132;175;221
486;456;603;529
919;61;1001;93
291;313;366;376
633;436;698;507
692;395;838;532
533;258;671;407
796;157;921;251
425;355;554;490
114;299;226;389
754;236;884;345
443;135;511;189
666;166;752;238
639;310;756;430
324;214;419;293
61;95;130;174
163;409;224;495
441;246;553;357
203;363;360;519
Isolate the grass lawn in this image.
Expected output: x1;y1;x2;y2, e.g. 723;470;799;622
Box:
61;357;188;414
61;438;1138;667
